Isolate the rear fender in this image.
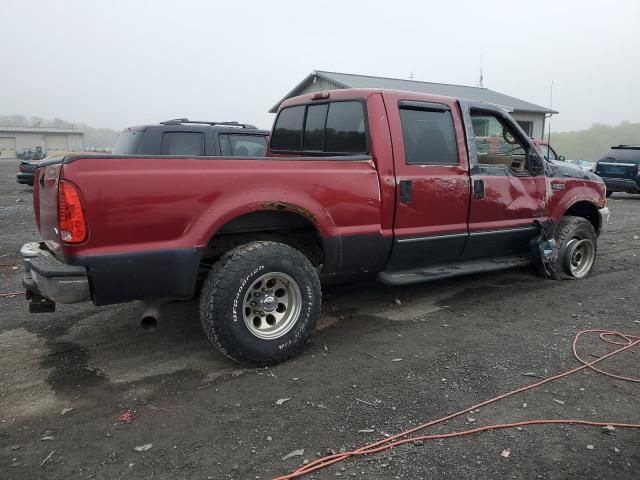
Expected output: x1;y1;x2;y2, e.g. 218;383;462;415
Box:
191;190;336;247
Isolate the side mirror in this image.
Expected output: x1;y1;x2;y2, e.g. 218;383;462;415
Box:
558;155;566;161
528;148;545;176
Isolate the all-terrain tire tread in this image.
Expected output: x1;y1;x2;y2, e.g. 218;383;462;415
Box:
199;241;321;365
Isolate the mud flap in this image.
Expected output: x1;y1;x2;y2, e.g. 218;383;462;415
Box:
531;220;557;278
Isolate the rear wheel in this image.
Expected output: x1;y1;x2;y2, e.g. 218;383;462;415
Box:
199;241;321;365
549;216;597;280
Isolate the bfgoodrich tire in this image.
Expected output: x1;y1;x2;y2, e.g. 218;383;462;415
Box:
550;216;598;280
199;241;321;365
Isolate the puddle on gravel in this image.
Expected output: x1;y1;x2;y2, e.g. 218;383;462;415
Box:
0;328;58;419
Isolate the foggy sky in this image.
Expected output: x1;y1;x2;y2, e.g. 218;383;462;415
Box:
3;0;639;132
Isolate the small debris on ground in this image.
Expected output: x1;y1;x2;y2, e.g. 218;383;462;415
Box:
358;429;375;433
118;409;136;423
40;450;55;467
553;398;566;405
466;417;476;423
276;398;291;405
500;449;511;458
133;443;153;452
394;298;402;306
602;425;616;433
282;449;305;461
61;408;74;415
586;444;595;450
391;358;403;362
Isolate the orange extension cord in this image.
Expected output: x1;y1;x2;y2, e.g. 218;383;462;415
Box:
0;291;22;298
274;329;640;480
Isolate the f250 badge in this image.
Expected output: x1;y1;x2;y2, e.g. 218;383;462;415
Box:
551;183;566;191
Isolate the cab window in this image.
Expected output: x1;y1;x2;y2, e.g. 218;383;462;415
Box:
271;101;367;155
470;111;529;172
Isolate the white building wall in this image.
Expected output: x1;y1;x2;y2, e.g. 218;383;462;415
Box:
298;76;346;96
511;112;545;139
15;133;46;152
67;133;85;151
7;132;85;155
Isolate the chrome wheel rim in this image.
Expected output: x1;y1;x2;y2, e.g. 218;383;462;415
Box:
565;238;595;278
242;272;302;340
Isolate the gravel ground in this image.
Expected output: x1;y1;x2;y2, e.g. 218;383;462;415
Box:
0;159;638;480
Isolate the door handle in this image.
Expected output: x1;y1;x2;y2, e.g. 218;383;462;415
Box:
473;179;485;199
399;180;412;203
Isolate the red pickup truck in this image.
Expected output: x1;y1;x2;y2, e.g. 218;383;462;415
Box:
22;88;609;365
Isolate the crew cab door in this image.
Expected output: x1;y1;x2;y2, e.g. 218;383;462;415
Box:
384;93;471;271
459;102;547;259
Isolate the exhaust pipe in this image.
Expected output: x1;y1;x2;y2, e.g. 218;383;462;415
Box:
140;302;162;331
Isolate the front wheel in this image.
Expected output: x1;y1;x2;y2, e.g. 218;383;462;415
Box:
549;216;598;280
199;241;321;365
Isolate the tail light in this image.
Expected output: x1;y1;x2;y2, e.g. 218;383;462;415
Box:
58;180;87;243
34;169;41;231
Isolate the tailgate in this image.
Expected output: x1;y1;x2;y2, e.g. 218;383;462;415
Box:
596;159;638;178
34;159;64;258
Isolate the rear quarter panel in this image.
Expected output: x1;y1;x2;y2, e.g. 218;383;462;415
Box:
59;157;383;259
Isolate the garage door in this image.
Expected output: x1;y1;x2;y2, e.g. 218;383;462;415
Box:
0;137;17;159
45;135;68;156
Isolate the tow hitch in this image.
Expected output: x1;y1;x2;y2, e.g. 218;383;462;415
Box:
26;290;56;313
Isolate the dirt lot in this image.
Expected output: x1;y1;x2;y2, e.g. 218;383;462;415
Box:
0;159;638;480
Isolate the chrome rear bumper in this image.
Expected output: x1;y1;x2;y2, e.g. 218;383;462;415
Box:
21;242;90;305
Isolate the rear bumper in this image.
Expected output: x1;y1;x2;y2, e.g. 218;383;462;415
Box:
21;242;90;304
602;177;640;193
598;207;610;234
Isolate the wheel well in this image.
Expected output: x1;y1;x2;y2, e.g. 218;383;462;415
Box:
565;201;600;233
203;211;324;267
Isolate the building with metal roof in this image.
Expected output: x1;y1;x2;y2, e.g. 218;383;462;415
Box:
0;126;84;159
270;71;557;139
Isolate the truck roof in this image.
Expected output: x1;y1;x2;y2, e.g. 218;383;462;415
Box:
278;87;510;113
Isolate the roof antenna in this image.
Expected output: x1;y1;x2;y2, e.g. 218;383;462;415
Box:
477;58;484;87
409;71;414;80
547;81;554;144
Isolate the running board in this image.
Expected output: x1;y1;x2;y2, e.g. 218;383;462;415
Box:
377;255;532;286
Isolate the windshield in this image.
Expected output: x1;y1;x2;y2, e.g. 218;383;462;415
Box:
112;129;144;154
539;144;557;161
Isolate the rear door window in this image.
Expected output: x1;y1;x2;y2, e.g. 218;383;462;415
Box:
399;106;457;165
161;132;205;156
221;134;267;156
